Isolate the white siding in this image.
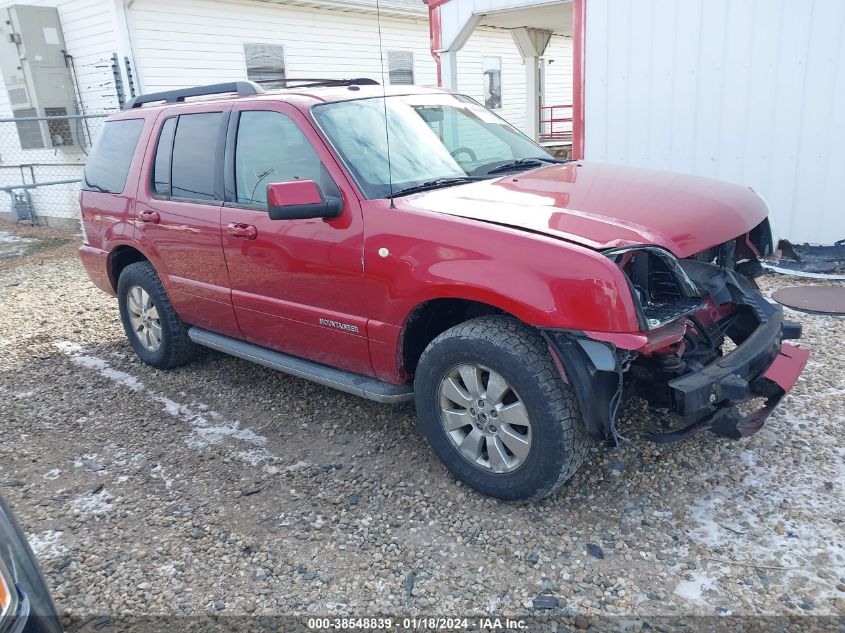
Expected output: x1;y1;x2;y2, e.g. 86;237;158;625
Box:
127;0;438;91
543;35;573;108
584;0;845;244
457;26;528;131
126;0;539;133
453;29;573;136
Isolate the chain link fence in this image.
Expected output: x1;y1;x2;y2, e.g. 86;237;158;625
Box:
0;112;108;227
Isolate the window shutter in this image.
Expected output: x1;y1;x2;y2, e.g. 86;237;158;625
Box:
243;43;286;89
387;51;414;85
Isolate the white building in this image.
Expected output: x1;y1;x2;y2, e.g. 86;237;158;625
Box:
0;0;573;225
431;0;845;245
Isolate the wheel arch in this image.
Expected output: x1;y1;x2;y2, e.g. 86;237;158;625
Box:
399;296;523;376
107;244;151;292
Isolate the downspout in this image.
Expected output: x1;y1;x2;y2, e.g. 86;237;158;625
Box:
424;0;443;86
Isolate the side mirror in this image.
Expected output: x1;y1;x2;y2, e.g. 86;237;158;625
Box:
266;180;342;220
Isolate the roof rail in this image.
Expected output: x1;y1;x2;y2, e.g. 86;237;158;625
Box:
265;77;380;88
123;81;265;109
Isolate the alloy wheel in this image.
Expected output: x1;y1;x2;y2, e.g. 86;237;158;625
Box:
438;364;532;473
126;285;162;352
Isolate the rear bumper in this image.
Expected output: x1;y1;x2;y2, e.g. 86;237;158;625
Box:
79;245;114;296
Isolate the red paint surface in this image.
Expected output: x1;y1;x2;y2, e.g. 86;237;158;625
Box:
80;89;784;387
220;100;372;375
398;162;769;258
267;180;322;207
763;344;809;392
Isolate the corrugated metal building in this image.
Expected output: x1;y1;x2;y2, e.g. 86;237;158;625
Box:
583;0;845;245
428;0;845;245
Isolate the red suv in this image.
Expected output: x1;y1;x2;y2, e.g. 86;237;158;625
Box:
79;80;808;502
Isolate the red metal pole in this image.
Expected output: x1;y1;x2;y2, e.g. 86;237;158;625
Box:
425;0;445;86
572;0;586;159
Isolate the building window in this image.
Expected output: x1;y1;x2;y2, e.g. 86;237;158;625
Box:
387;51;414;85
243;43;286;88
482;57;502;109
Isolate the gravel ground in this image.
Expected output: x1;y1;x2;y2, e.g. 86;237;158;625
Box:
0;221;843;630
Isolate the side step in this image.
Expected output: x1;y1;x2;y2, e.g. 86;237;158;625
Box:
188;328;414;404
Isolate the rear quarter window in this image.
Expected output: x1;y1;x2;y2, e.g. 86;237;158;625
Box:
82;119;145;193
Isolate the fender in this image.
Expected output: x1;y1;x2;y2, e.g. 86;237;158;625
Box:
364;201;642;334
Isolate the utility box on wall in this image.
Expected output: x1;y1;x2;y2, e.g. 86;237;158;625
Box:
0;4;78;150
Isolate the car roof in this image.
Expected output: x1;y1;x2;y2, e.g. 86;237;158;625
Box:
107;83;447;120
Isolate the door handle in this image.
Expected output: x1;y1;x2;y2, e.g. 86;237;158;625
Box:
138;210;160;223
226;222;257;240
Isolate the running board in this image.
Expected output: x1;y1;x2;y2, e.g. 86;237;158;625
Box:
188;328;414;404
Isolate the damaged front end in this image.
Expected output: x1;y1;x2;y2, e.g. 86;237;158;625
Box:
544;220;808;444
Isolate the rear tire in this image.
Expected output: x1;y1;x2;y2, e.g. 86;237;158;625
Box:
117;261;197;369
414;316;589;502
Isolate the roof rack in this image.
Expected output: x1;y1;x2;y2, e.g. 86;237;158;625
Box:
123;81;265;109
259;77;380;89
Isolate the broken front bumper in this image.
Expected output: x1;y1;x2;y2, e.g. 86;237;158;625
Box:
644;272;809;443
647;324;808;442
546;262;809;445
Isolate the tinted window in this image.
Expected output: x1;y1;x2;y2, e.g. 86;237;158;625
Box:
83;119;144;193
152;117;176;197
171;112;223;202
235;111;337;205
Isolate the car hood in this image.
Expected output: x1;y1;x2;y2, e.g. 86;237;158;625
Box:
396;162;768;258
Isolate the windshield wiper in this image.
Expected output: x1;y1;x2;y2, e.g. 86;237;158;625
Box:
388;177;481;198
485;156;571;175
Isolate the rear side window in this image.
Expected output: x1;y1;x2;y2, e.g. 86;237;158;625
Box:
83;119;144;193
151;112;223;202
172;113;223;201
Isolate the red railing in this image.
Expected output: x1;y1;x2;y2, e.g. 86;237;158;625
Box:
539;104;573;143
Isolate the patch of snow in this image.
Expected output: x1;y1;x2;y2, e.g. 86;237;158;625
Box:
673;575;716;604
55;341;280;472
149;463;174;489
72;490;113;515
43;468;61;480
686;412;845;607
0;231;35;244
27;530;67;559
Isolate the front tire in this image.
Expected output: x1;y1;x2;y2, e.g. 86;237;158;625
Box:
415;316;589;502
117;261;196;369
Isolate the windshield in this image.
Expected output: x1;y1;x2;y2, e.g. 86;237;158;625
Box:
312;93;554;199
